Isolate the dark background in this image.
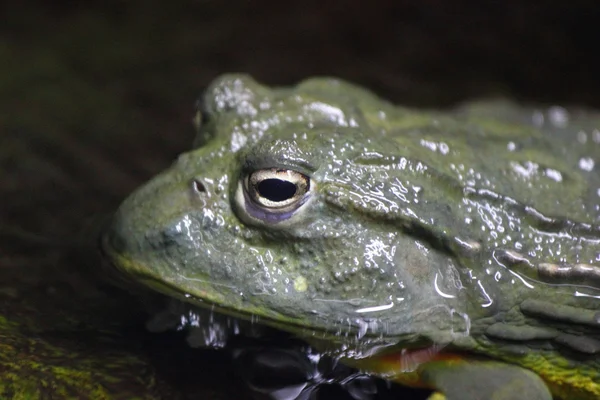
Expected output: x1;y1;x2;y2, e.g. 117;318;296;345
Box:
1;1;599;399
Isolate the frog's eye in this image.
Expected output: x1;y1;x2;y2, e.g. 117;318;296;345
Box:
246;169;310;210
236;168;313;224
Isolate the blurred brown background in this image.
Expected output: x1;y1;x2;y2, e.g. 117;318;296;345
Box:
1;1;599;399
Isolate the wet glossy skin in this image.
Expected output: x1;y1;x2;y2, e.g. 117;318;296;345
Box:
104;75;600;399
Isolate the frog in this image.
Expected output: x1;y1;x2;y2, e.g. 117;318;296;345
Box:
102;74;600;400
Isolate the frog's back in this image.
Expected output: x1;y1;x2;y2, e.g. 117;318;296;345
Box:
297;78;600;222
291;78;600;399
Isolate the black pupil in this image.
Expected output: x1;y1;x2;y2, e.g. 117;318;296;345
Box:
257;179;297;202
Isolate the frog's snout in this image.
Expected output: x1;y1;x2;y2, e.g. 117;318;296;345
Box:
101;204;149;262
102;168;210;262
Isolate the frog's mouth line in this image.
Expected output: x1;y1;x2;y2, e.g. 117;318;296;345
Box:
139;273;367;339
148;273;444;364
103;260;418;356
100;237;357;339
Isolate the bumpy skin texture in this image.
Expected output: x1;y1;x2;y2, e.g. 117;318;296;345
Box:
104;75;600;399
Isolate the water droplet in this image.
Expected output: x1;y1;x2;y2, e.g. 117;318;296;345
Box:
548;106;569;128
544;168;562;182
579;157;595;172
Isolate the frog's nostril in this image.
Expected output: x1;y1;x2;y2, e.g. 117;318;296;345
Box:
192;179;207;194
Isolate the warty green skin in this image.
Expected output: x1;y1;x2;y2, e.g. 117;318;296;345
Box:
104;75;600;400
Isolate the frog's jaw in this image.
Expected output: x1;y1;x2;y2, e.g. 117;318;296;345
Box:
103;223;457;358
102;235;383;347
104;225;464;343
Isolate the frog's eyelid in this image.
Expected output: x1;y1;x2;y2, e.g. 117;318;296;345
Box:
240;138;317;174
242;158;317;175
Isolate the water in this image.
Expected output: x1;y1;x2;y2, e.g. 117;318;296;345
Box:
148;300;431;399
228;336;431;400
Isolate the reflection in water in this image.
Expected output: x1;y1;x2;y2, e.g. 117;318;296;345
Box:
230;336;431;400
149;300;430;399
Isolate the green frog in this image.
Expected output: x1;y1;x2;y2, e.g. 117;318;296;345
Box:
102;74;600;400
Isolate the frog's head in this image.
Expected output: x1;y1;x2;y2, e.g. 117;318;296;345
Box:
103;75;476;353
